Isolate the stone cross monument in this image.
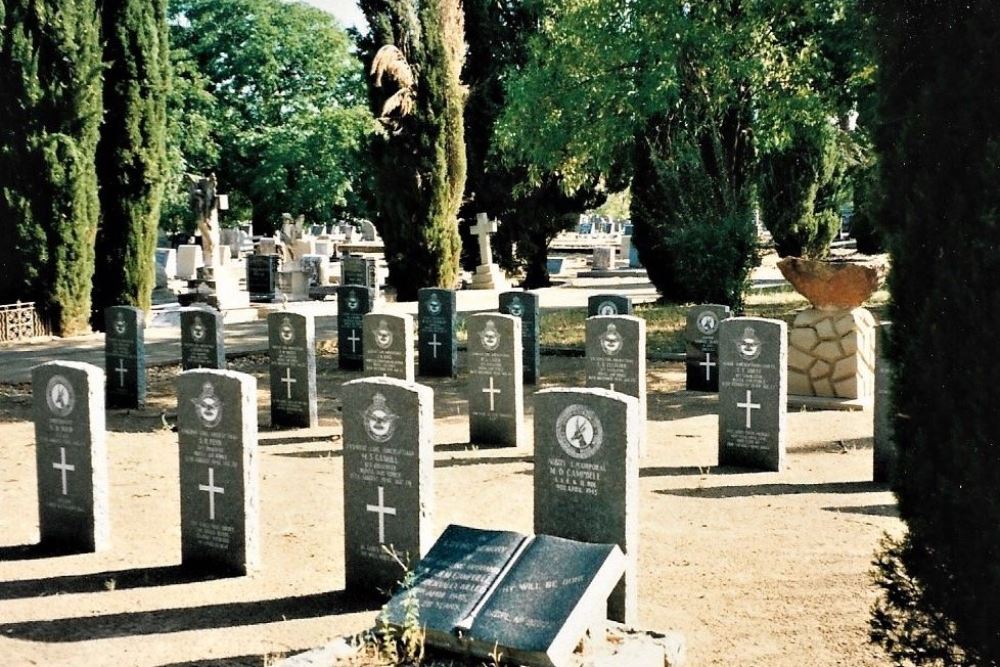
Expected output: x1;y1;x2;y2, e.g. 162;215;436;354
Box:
470;212;507;290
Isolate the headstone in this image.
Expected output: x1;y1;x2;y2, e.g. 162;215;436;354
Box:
499;291;541;384
342;255;379;299
246;254;279;302
177;369;259;574
578;222;594;235
299;254;329;287
585;315;647;436
267;312;318;428
363;313;415;382
314;239;334;258
341;377;434;598
718;317;788;471
467;314;524;447
873;323;896;483
470;212;507;290
180;307;226;370
546;256;566;276
337;285;375;370
417;288;457;377
593;246;615;271
533;388;640;625
176;244;203;280
382;525;626;667
258;237;279;256
32;362;109;552
104;306;145;409
155;248;177;288
360;220;377;242
685;304;732;392
587;294;633;317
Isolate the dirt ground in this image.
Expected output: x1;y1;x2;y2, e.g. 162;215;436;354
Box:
0;352;900;666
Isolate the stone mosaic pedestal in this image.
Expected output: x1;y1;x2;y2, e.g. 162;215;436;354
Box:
787;307;876;399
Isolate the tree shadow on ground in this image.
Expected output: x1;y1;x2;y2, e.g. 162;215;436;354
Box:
0;590;373;642
0;564;234;600
159;656;275;667
656;480;885;499
822;504;899;518
648;391;720;421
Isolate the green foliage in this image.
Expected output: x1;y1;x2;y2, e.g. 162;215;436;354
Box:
758;123;847;258
360;0;466;299
93;0;170;320
0;0;103;335
167;0;374;231
872;1;1000;662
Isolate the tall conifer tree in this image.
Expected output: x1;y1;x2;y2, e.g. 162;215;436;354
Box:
0;0;103;335
93;0;169;319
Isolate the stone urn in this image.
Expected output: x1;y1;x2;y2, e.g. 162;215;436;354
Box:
777;257;882;400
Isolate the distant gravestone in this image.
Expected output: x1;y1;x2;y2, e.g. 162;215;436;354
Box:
363;313;415;382
267;312;318;428
341;377;434;598
342;255;379;299
32;362;109;552
873;323;896;483
533;388;640;625
176;244;202;280
417;288;457;378
593;246;615;271
246;255;278;302
337;285;374;370
685;304;732;392
177;369;259;574
587;294;633;317
718;317;787;471
467;314;524;447
104;306;145;409
180;308;225;370
585;315;647;432
499;291;541;384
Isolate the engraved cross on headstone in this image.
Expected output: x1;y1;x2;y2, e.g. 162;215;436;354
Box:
428;333;442;359
52;447;75;496
482;376;501;412
736;389;761;429
700;352;717;381
115;358;128;387
470;212;498;267
366;485;396;544
280;367;297;399
199;467;225;521
348;329;361;353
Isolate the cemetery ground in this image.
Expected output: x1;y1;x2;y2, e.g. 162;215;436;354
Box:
0;322;898;666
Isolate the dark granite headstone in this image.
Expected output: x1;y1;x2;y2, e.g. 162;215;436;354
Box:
104;306;146;409
685;304;731;392
873;323;896;483
587;294;633;317
337;285;375;370
32;362;109;552
382;525;625;667
533;388;640;625
718;317;787;471
585;315;647;432
246;255;279;302
342;255;379;299
181;307;226;370
341;377;434;598
417;288;457;377
177;369;260;574
467;314;524;447
267;312;318;428
363;313;415;382
499;291;541;384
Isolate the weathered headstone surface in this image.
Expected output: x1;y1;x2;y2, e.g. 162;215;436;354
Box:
32;362;109;552
177;369;260;574
499;291;541;384
181;307;226;370
534;388;640;625
341;377;434;599
593;246;615;271
267;312;318;428
246;255;279;302
585;315;647;429
685;304;731;392
363;313;415;382
718;317;787;471
337;285;374;370
342;255;379;299
417;288;457;378
467;314;524;447
104;306;145;409
873;323;896;483
587;294;633;317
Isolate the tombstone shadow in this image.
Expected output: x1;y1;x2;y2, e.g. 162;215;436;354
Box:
271;449;341;460
258;433;339;447
436;453;534;468
158;655;274;667
0;564;240;600
0;590;373;642
822;504;899;518
647;391;720;421
656;480;882;499
0;540;92;562
639;465;747;478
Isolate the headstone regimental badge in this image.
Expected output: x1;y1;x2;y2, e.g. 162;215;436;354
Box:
346;289;359;311
374;319;393;349
479;320;501;351
598;301;618;316
279;316;295;344
191;315;207;342
364;392;398;443
192;381;223;428
555;404;603;460
426;293;442;315
599;323;623;356
737;326;762;361
696;310;720;336
45;375;75;417
113;312;127;336
507;296;524;317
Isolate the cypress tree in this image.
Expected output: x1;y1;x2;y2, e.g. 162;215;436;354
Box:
92;0;169;320
0;0;103;335
360;0;466;300
870;2;1000;662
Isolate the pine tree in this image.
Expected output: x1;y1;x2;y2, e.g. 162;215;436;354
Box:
360;0;466;300
0;0;103;335
92;0;170;321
